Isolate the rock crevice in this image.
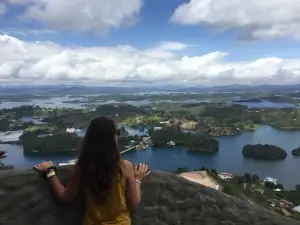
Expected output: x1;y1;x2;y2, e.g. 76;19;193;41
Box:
0;167;299;225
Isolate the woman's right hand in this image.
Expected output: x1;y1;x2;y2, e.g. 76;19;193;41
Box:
134;163;150;182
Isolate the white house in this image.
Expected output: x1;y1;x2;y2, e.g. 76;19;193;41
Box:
167;141;176;146
293;205;300;214
154;126;162;131
218;173;234;180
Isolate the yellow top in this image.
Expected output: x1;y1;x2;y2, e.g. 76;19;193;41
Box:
82;173;130;225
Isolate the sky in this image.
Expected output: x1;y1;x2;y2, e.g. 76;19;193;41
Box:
0;0;300;87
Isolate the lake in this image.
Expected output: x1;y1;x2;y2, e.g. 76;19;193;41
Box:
1;125;300;189
0;96;197;109
235;101;299;108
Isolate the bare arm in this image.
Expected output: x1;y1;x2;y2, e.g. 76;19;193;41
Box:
123;160;141;212
48;165;81;203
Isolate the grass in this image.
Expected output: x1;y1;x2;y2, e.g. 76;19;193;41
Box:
24;125;57;133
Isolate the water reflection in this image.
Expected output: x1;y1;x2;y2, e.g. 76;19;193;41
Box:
1;123;300;189
235;101;299;108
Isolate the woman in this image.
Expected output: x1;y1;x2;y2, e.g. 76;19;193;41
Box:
34;117;150;225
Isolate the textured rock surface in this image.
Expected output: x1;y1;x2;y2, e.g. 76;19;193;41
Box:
0;167;299;225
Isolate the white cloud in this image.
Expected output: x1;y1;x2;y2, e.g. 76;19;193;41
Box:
158;41;188;51
1;34;300;86
11;0;143;35
0;3;8;16
170;0;300;40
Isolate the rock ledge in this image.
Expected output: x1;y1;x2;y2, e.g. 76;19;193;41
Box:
0;166;299;225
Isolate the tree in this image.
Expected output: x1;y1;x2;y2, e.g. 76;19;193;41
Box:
265;181;277;190
242;144;287;160
147;128;154;136
200;166;206;171
0;150;14;170
251;174;260;183
211;168;218;176
243;173;252;183
0;150;6;160
276;183;284;191
173;167;189;174
223;183;241;197
234;175;245;184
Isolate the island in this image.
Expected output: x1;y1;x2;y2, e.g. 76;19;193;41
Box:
242;144;287;160
150;128;219;153
233;98;263;103
292;147;300;156
19;124;135;154
1;100;300;154
20;132;81;154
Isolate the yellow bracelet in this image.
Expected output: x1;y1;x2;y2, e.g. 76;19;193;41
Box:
46;171;56;179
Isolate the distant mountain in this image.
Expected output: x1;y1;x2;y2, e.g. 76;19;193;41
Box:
0;84;299;95
178;84;300;93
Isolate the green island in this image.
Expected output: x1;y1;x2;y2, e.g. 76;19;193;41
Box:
0;94;52;102
292;147;300;156
173;166;300;220
233;95;297;104
149;128;219;153
1;98;300;154
242;144;288;160
21;132;82;153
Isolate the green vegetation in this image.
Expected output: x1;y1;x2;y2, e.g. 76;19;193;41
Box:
0;150;14;170
173;167;190;174
151;101;300;130
242;144;287;160
0;119;11;131
121;115;164;126
0;105;41;118
22;132;82;153
24;125;57;133
0;94;51;102
150;128;219;153
261;108;300;129
0;105;43;131
234;95;297;104
2;100;300;137
75;92;253;103
292;147;300;156
175;166;300;220
1;100;300;154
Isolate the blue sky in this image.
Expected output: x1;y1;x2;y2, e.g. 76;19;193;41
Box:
0;0;299;86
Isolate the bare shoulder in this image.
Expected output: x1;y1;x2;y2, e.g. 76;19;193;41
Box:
121;160;134;177
122;160;133;169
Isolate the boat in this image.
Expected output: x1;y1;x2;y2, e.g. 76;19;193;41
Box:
58;159;77;166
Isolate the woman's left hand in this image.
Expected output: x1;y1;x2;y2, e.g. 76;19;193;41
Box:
34;161;54;173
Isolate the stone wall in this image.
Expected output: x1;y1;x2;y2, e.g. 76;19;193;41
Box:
0;167;299;225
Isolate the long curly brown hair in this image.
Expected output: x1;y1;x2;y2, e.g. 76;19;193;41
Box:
76;117;121;202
